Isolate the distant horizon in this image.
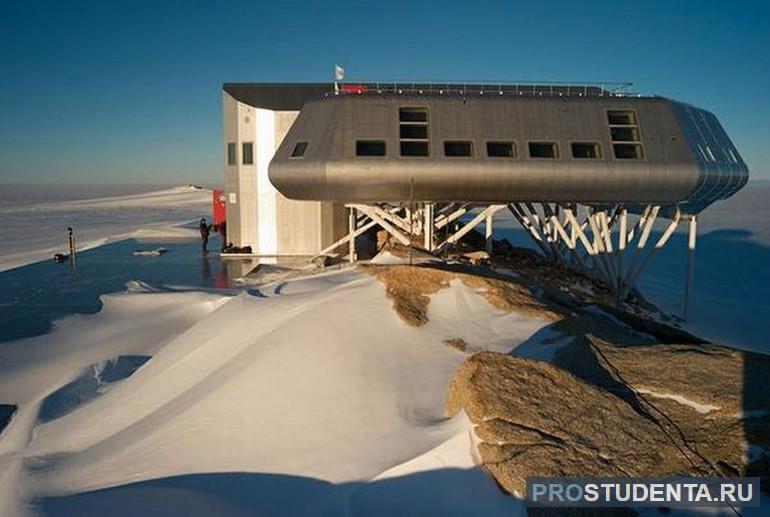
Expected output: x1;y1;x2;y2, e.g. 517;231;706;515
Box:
1;178;769;197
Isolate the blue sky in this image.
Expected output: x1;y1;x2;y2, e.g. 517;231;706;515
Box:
0;0;768;185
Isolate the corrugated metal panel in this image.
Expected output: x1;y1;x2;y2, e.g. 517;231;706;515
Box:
267;95;748;212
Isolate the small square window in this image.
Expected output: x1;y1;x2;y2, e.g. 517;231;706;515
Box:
400;125;429;139
610;127;640;142
487;141;516;158
571;142;602;159
242;142;254;165
401;141;429;156
444;141;473;157
291;141;308;158
613;143;644;159
227;143;237;165
607;110;637;125
529;142;559;158
356;140;386;156
399;107;428;122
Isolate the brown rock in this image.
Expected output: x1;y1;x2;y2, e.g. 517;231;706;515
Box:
582;336;770;480
462;250;491;265
443;338;469;352
363;264;563;327
447;352;720;496
376;230;390;251
449;339;770;497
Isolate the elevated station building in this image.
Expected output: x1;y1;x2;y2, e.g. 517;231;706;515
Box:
222;81;748;310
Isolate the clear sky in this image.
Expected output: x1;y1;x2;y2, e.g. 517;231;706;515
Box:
1;0;768;185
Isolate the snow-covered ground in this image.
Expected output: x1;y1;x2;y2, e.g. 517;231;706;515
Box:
0;267;545;516
0;182;767;515
0;185;211;272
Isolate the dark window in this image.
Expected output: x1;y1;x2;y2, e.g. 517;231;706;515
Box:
571;142;602;159
400;141;429;157
610;127;639;142
399;107;428;122
400;125;429;139
613;143;644;159
486;141;516;158
608;110;643;159
227;143;237;165
607;110;637;125
444;141;473;157
356;140;386;157
399;106;429;157
242;142;254;165
529;142;559;158
291;141;308;158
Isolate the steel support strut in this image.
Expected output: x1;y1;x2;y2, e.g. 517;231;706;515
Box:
314;201;695;316
682;215;697;320
511;202;690;308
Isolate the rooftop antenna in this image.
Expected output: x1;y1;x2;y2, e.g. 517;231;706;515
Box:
334;63;345;95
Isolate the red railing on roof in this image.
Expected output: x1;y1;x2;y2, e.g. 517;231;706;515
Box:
340;84;369;94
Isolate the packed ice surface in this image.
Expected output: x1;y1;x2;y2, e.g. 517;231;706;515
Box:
0;185;211;272
0;266;548;516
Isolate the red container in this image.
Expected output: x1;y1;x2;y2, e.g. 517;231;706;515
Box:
212;189;226;226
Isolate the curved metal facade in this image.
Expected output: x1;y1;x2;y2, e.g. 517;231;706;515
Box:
668;101;749;213
268;94;748;213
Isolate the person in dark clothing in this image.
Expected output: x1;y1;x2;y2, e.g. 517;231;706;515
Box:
199;218;212;253
219;221;227;252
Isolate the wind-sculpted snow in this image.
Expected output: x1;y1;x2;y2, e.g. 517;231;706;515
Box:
0;267;553;515
38;356;151;423
0;284;229;516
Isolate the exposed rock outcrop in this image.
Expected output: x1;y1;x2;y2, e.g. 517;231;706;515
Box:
447;352;699;496
364;264;564;327
447;342;770;497
443;338;469;352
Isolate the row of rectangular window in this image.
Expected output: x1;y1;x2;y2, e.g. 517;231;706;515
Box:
353;140;643;160
226;142;254;165
287;109;645;161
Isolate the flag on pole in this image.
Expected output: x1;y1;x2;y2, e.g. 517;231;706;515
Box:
334;64;345;82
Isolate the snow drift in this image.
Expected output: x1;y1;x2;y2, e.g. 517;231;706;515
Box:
0;267;552;515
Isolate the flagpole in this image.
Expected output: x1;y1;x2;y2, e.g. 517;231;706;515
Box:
334;64;344;95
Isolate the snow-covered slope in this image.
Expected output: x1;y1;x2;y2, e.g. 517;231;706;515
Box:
1;268;549;516
0;186;211;272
